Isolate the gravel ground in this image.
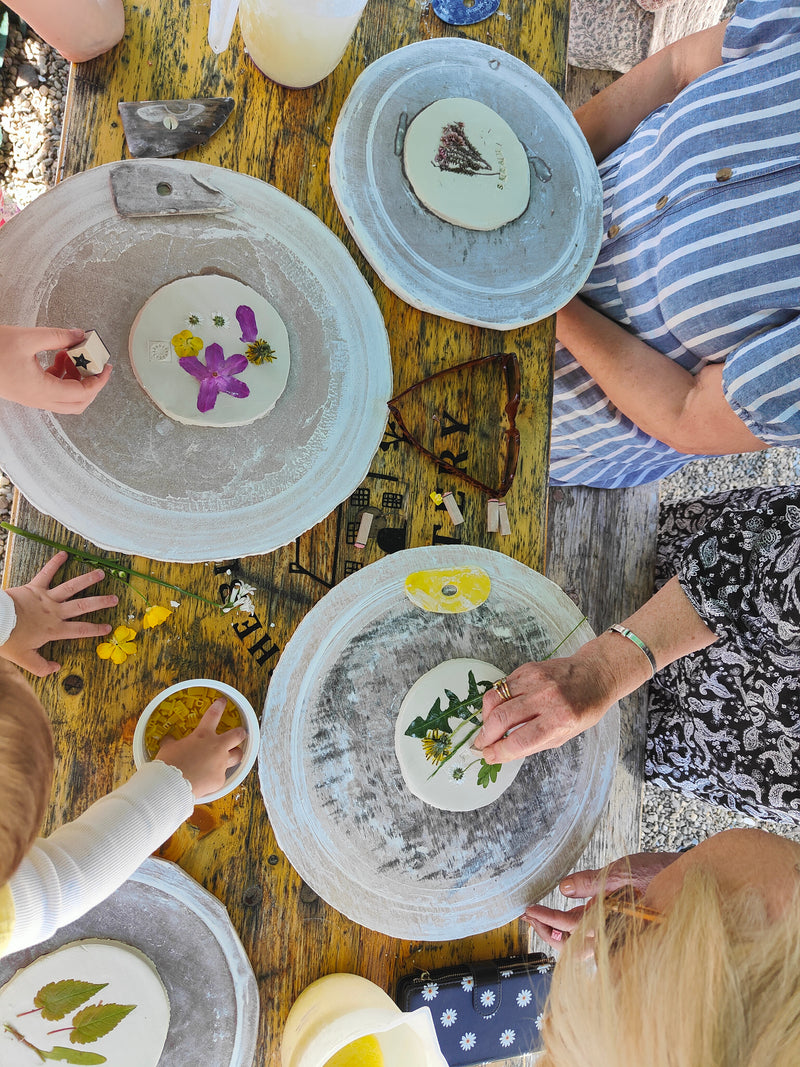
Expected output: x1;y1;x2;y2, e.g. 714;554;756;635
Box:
2;22;799;855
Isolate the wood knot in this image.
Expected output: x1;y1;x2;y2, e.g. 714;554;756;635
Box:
299;882;319;906
242;885;262;907
61;674;84;695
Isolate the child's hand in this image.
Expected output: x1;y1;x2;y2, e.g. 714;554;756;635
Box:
0;325;112;413
2;552;118;676
155;698;248;798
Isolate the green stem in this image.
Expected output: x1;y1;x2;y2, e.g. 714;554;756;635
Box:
5;1024;46;1061
540;616;588;660
428;720;482;780
1;523;223;610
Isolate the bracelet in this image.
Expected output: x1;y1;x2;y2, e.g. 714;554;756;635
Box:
606;623;657;678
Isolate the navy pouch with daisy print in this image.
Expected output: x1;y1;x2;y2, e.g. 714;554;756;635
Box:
395;953;554;1065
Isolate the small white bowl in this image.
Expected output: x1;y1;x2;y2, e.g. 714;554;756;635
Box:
133;678;259;803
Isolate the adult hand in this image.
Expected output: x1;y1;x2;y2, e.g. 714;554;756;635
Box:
473;653;618;763
155;698;248;798
0;325;112;413
2;552;118;676
523;851;682;950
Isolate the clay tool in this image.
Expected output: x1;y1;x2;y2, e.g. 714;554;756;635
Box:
118;98;235;159
487;499;499;533
66;330;111;376
109;162;236;218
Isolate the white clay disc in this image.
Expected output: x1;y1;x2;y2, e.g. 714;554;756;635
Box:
0;939;170;1066
129;274;291;427
403;97;531;231
394;657;524;812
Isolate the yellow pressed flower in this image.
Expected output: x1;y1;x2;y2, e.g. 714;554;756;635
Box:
171;330;204;359
142;604;173;629
421;729;452;765
96;625;138;664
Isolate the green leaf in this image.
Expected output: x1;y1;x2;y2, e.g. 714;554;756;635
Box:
404;673;495;739
42;1047;107;1064
34;981;108;1022
69;1003;136;1045
477;760;501;788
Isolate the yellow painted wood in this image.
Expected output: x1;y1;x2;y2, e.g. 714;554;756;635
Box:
6;2;570;1063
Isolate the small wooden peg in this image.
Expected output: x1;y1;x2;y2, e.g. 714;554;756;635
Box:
497;501;511;536
487;499;499;533
442;491;464;525
355;511;374;549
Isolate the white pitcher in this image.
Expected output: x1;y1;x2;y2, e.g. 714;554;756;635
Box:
281;973;449;1067
208;0;369;88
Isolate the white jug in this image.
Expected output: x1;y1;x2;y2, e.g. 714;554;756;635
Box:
208;0;369;89
281;973;449;1067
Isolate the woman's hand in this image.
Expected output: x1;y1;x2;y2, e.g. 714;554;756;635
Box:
155;698;248;798
0;325;111;413
523;851;682;949
2;552;118;676
473;650;619;763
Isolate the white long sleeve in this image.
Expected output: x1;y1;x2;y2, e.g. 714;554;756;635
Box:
6;761;194;955
0;590;16;646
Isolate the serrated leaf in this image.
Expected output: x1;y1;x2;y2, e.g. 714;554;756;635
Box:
42;1047;107;1064
69;1003;136;1045
404;676;495;740
34;981;108;1022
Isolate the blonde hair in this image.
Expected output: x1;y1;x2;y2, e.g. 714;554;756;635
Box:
0;662;54;886
540;866;800;1067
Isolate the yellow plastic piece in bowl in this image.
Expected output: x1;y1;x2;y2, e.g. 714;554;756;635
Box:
324;1035;384;1067
405;565;491;613
144;686;242;758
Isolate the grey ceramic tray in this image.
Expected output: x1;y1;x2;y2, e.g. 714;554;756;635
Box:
0;858;259;1066
330;39;603;330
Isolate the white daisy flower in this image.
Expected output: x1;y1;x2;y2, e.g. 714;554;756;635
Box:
186;312;203;327
499;1029;516;1048
459;1033;476;1051
421;982;439;1002
480;989;496;1008
440;1008;457;1028
537;964;551;974
535;1011;544;1031
500;969;513;978
516;988;532;1008
461;976;474;992
210;312;229;328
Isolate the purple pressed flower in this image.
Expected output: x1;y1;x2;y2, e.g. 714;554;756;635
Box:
235;304;277;364
180;342;250;413
236;305;258;343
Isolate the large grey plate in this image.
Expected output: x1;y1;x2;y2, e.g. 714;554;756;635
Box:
0;159;392;561
0;858;259;1066
330;39;603;330
259;546;619;941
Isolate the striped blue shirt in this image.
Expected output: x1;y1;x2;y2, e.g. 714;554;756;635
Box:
550;0;800;487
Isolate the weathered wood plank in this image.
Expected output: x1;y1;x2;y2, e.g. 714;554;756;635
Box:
531;483;658;949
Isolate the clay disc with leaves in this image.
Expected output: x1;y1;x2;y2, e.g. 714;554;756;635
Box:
0;939;169;1066
395;657;524;811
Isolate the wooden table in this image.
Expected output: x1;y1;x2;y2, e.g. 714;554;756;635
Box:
3;1;586;1063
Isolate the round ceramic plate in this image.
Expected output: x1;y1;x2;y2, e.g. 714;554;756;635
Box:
0;858;258;1066
0;159;392;561
330;39;603;330
259;545;619;941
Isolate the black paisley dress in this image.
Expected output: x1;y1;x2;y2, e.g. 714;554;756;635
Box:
645;486;800;825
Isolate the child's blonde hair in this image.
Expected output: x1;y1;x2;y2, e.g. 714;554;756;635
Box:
0;662;54;886
540;864;800;1067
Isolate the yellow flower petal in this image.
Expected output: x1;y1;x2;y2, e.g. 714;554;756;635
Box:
143;604;173;629
119;641;137;655
113;625;138;642
171;330;204;359
110;646;127;665
96;643;114;660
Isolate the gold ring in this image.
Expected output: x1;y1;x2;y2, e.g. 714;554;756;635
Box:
493;677;512;702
